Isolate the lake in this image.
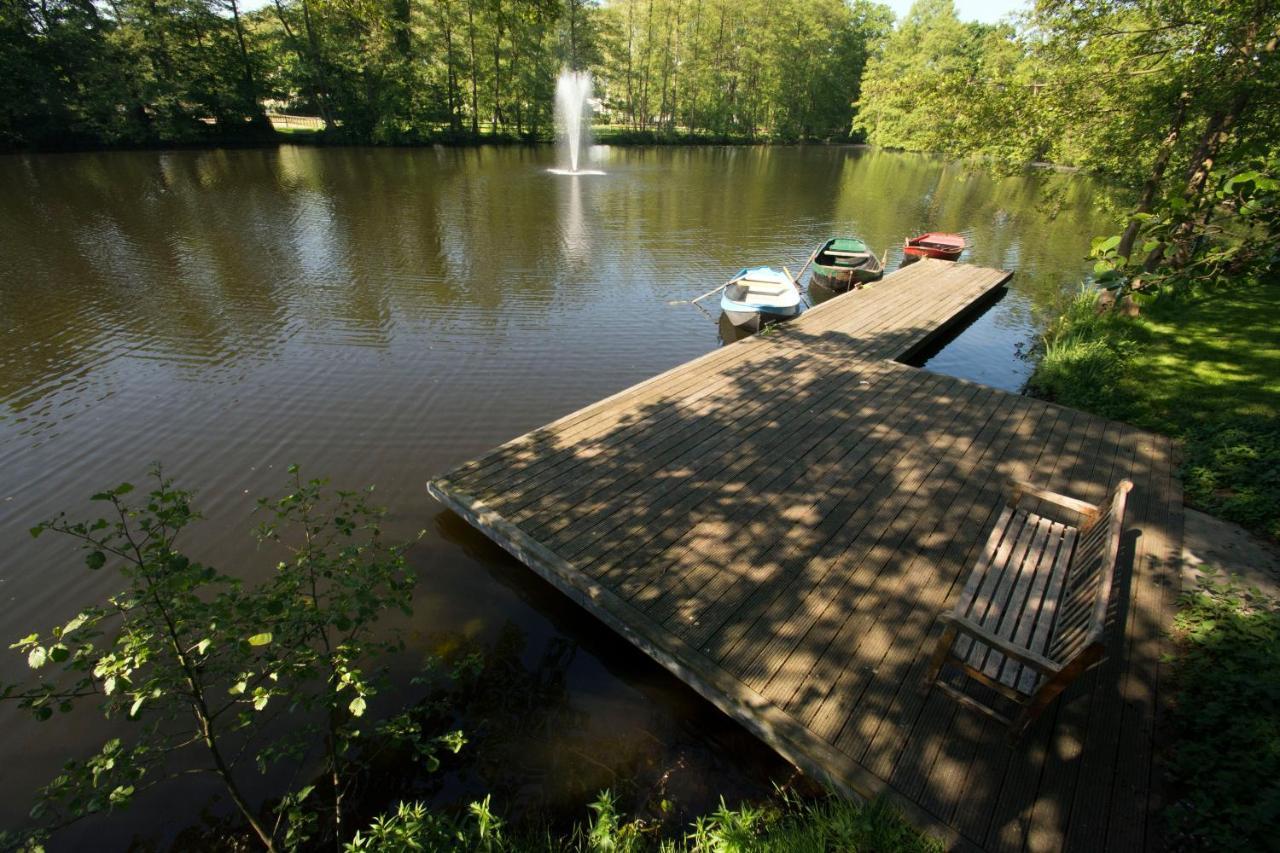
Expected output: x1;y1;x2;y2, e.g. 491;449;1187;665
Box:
0;144;1116;847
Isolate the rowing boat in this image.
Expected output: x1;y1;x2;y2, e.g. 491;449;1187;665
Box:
720;267;802;329
810;237;883;291
902;232;965;264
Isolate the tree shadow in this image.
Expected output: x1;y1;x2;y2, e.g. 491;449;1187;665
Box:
430;314;1181;850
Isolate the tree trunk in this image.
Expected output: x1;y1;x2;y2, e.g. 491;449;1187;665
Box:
466;0;479;135
1144;89;1249;271
298;0;335;129
625;0;636;129
227;0;269;128
490;0;504;130
1117;91;1189;260
639;0;655;131
442;0;460;131
271;0;331;129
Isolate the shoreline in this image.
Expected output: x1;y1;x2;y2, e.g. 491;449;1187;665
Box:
0;129;872;158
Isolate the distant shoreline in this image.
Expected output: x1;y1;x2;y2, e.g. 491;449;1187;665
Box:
1;127;876;157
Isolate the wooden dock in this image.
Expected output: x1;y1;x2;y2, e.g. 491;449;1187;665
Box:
427;259;1182;852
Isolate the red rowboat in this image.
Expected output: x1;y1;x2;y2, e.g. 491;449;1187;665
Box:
902;232;965;264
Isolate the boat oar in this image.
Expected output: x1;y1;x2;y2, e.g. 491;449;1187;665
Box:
784;266;810;308
790;243;822;290
668;271;746;306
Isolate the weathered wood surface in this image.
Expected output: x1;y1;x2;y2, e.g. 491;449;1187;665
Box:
925;478;1133;737
427;259;1182;852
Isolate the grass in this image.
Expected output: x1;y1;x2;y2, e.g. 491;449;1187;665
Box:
345;790;943;852
1165;575;1280;850
1026;279;1280;540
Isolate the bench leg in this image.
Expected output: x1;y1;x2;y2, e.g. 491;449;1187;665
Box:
921;623;958;695
1008;646;1103;742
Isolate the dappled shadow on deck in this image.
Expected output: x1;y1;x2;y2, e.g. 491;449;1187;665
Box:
430;283;1182;852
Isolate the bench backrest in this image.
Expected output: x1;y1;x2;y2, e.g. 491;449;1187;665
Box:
1048;479;1133;663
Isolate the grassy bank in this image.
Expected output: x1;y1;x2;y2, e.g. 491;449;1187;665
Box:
1164;576;1280;850
347;791;943;852
1027;279;1280;540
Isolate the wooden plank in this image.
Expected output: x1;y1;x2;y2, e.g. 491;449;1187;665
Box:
1099;437;1176;852
620;369;942;621
944;404;1115;844
779;391;1036;732
506;352;844;537
848;397;1070;793
594;368;948;601
988;418;1132;853
627;369;946;653
528;354;897;554
1017;525;1076;693
906;404;1083;829
424;481;975;851
1140;443;1184;853
425;260;1178;853
649;372;987;646
766;387;1018;733
978;518;1055;683
724;378;989;693
857;395;1053;772
463;341;795;499
456;259;994;497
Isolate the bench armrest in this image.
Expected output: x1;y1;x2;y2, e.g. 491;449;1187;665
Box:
1007;479;1100;517
942;613;1063;675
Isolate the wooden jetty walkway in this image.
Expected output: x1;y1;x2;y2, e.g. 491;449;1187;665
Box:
428;259;1183;852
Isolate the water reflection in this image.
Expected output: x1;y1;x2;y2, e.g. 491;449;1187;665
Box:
0;145;1121;845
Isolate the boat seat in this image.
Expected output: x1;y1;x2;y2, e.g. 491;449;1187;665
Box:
744;284;789;297
741;278;790;296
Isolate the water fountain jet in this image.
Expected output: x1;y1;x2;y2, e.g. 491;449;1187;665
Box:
549;69;604;176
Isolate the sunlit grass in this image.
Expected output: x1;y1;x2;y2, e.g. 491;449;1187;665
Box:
1028;279;1280;539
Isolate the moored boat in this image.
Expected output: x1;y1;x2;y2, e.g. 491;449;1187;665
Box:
810;237;884;292
719;267;802;329
902;232;965;265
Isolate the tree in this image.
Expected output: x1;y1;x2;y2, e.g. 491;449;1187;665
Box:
2;468;458;851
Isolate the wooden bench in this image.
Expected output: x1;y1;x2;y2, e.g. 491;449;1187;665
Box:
923;477;1134;739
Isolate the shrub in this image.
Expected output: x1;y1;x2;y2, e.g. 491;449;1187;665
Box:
1025;288;1134;416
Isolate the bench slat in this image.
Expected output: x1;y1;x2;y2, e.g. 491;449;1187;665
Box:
954;507;1028;661
984;516;1056;684
1018;523;1077;694
926;478;1133;738
970;516;1051;679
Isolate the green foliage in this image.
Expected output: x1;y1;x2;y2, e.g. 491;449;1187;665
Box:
346;790;941;852
585;790;645;853
1093;156;1280;298
2;467;447;851
1027;278;1280;541
1;0;893;148
854;0;1031;162
1166;574;1280;850
1024;287;1135;416
1180;422;1280;540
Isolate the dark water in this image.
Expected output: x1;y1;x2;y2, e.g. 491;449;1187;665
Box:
0;145;1117;847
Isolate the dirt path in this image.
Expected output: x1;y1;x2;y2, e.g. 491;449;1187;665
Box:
1182;507;1280;597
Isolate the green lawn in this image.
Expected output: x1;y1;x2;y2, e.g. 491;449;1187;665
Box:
1028;279;1280;540
1165;575;1280;850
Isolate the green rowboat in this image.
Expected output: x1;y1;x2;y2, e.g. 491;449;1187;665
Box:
810;237;883;292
